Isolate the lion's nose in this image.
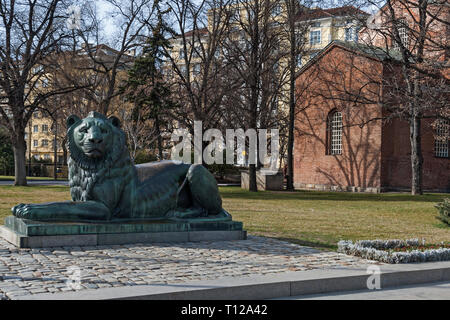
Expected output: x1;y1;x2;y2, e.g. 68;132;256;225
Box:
89;137;103;144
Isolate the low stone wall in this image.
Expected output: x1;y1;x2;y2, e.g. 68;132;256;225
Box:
241;170;284;191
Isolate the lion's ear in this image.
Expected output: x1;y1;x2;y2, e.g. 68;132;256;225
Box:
108;116;121;128
67;115;81;128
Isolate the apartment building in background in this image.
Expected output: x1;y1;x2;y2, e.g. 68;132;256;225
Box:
25;110;62;163
164;3;370;169
24;43;135;165
296;6;369;66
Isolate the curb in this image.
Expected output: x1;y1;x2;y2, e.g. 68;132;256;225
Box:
12;261;450;300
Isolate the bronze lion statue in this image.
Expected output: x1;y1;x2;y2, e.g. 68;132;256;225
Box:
12;111;230;222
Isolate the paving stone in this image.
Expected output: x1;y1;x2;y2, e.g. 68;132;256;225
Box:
0;235;377;298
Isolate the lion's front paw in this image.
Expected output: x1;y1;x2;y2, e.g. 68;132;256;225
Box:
12;204;41;220
12;203;25;216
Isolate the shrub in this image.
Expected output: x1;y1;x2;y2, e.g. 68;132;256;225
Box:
338;239;450;263
435;198;450;226
133;150;158;164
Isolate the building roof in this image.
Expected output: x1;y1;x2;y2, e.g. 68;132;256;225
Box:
332;40;403;61
296;5;369;22
78;43;134;59
296;40;403;77
181;27;209;38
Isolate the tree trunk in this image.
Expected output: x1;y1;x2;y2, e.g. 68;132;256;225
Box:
155;115;164;160
286;12;296;191
409;114;423;195
13;135;27;186
53;121;58;180
62;137;68;165
286;43;296;190
286;113;295;190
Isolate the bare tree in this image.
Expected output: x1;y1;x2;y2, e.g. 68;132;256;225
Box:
358;0;449;194
162;0;241;160
219;0;288;191
278;0;314;190
73;0;156;115
0;0;88;185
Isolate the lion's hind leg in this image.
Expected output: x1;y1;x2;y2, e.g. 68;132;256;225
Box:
186;164;225;216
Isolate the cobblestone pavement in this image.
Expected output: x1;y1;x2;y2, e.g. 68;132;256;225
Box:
0;236;381;300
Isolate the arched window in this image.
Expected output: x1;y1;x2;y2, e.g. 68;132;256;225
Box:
326;110;343;155
435;119;449;158
393;18;409;50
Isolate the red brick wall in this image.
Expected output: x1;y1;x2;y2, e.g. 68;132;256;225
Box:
294;46;384;191
379;62;450;192
381;117;450;192
294;45;450;192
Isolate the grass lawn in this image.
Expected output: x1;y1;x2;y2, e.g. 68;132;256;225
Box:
0;185;448;250
0;175;67;181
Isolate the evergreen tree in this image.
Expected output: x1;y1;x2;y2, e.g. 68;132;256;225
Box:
0;127;14;176
123;1;176;159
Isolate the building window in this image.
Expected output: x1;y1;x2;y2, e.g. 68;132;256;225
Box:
33;112;40;118
296;54;302;67
179;48;185;60
310;30;321;44
273;61;279;73
33;125;38;133
32;65;44;75
214;48;220;59
231;8;240;21
393;18;408;49
326;110;343;155
193;64;201;75
310;51;319;59
435;119;449;158
41;139;49;147
180;65;187;75
345;27;358;42
192;46;201;58
33;140;38;147
271;4;281;16
43;154;50;160
42;124;48;132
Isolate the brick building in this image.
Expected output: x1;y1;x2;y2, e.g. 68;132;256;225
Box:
294;40;449;193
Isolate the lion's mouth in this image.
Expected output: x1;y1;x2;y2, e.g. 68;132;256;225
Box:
83;144;104;158
85;149;103;158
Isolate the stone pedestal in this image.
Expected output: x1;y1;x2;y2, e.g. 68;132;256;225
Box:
241;170;284;191
0;216;247;248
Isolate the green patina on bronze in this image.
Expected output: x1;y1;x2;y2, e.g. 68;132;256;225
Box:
5;216;243;236
12;111;231;223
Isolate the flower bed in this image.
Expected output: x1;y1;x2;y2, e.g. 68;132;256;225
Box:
337;239;450;264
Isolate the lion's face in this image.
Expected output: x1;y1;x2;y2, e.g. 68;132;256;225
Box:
72;117;114;159
67;112;124;171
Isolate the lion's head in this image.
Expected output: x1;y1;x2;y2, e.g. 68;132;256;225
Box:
67;111;128;171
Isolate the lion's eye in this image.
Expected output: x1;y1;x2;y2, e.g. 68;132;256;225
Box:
79;128;88;133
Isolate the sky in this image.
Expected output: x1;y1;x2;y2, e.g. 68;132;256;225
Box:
91;0;384;41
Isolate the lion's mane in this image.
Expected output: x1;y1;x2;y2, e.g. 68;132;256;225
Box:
67;114;133;203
